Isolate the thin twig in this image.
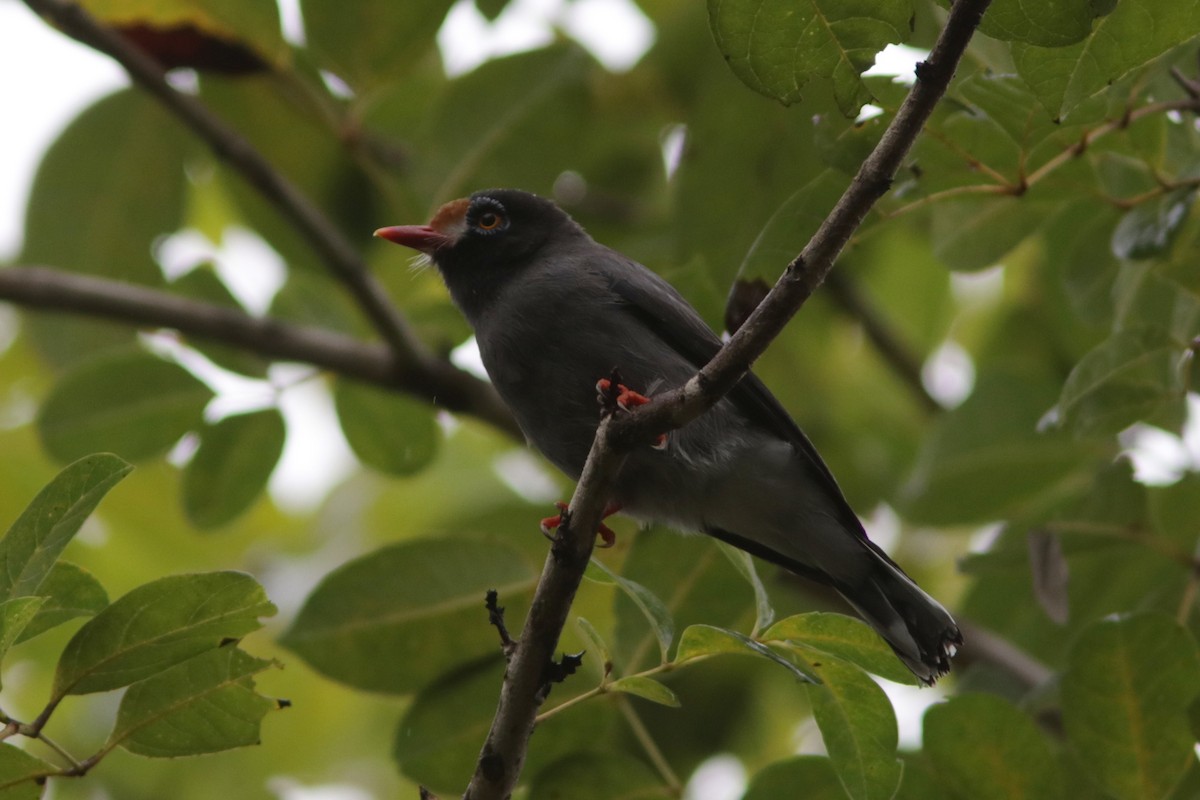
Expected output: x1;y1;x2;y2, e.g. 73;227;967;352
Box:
461;1;994;797
0;266;520;436
953;620;1053;688
616;695;682;796
20;0;422;367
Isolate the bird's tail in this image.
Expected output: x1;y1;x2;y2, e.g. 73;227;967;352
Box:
838;541;961;685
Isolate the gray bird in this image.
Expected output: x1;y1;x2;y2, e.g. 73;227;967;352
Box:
376;188;960;684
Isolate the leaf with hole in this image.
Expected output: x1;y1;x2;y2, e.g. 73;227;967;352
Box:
110;646;279;757
707;0;913;114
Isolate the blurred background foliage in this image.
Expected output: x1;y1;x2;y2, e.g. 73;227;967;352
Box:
1;0;1199;798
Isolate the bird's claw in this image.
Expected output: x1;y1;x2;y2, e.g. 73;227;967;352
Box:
595;377;668;450
539;500;619;548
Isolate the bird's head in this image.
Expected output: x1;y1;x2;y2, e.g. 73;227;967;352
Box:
375;189;583;289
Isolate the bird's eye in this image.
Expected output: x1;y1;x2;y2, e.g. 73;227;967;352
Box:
476;211;505;231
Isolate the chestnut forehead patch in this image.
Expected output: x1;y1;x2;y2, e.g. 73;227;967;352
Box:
429;198;470;233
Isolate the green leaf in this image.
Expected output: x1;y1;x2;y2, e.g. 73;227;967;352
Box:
607;676;680;708
902;368;1096;524
0;453;131;600
801;654;901;800
1062;613;1200;800
675;624;817;684
714;541;774;633
1052;200;1123;327
282;538;537;694
575;617;612;674
589;557;675;664
16;562;109;644
0;598;45;677
973;0;1099;46
924;693;1065;800
0;743;55;799
1014;0;1200;121
529;752;671;800
743;755;845;800
110;646;279;757
706;0;913;114
734;170;847;286
182;409;285;528
333;379;439;476
931;196;1049;271
1111;189;1196;261
408;45;592;201
37;350;212;463
1113;262;1200;344
53;571;275;698
19;89;189;365
1058;327;1188;436
762;612;919;685
1149;473;1200;547
301;0;455;91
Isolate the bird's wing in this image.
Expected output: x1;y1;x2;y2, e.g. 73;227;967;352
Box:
604;255;861;531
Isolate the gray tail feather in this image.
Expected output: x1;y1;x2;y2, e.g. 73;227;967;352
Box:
839;545;961;685
704;525;961;683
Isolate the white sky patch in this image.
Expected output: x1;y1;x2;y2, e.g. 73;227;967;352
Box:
269;364;359;513
950;265;1005;305
276;0;306;46
267;777;374;800
560;0;655;72
438;0;654;76
494;449;561;502
862;502;902;552
157;226;287;315
438;0;557;76
865;43;929;84
683;754;747;800
451;335;490;379
660;123;688;181
0;3;126;261
1120;419;1198;486
880;678;946;748
922;339;975;408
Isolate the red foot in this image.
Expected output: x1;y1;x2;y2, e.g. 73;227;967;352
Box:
595;379;668;449
539;500;622;548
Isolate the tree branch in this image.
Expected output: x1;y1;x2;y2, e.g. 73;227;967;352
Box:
462;1;994;797
0;266;521;437
20;0;428;368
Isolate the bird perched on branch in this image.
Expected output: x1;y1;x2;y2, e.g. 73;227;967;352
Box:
376;188;960;684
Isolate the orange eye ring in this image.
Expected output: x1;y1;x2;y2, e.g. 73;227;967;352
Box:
477;211;504;231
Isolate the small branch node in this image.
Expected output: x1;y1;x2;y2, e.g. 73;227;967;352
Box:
485;590;517;656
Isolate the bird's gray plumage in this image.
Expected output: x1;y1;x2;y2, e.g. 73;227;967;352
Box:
377;188;961;683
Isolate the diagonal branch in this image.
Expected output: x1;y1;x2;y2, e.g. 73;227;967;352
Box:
462;0;994;797
19;0;424;368
0;266;520;437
